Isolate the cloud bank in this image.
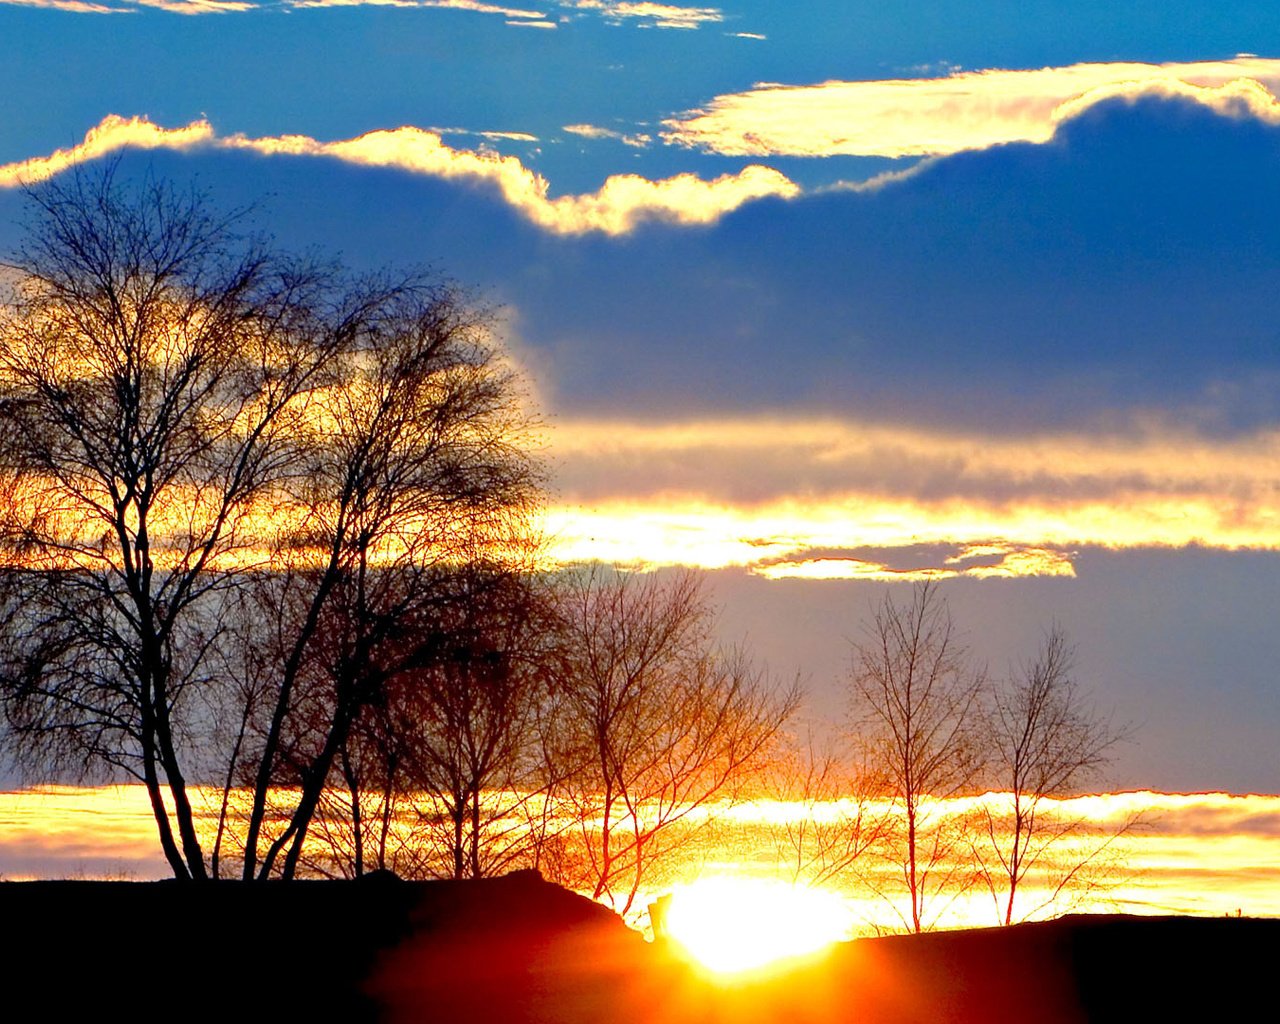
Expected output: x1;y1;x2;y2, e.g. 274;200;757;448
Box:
664;57;1280;156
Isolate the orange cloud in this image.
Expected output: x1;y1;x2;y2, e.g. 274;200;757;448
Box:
753;546;1077;582
663;58;1280;157
539;416;1280;573
0;116;797;235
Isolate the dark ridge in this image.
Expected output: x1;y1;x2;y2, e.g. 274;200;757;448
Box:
0;875;1274;1023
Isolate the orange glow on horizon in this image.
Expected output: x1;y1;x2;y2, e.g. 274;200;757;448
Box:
3;785;1278;931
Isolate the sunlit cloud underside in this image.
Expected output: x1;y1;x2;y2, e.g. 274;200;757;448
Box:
664;58;1280;158
0;116;796;236
542;416;1280;576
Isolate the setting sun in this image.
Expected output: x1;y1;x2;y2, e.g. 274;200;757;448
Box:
659;878;852;974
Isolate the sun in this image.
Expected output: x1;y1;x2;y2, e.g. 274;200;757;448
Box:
657;877;851;974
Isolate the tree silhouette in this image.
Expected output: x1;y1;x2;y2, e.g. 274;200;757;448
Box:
766;732;892;890
0;167;543;882
0;167;348;879
236;279;542;881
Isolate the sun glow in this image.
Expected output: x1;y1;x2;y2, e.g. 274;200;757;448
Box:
659;878;851;974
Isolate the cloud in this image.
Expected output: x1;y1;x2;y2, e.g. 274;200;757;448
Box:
432;126;541;142
663;57;1280;157
567;1;721;29
539;416;1280;572
0;0;118;9
0;115;797;235
752;546;1076;582
290;0;549;16
563;123;652;147
0;0;252;10
0;0;719;20
5;785;1279;923
0;115;216;189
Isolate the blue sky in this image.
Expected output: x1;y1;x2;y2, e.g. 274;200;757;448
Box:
3;2;1280;791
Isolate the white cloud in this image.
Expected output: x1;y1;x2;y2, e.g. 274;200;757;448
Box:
432;126;541;141
286;0;549;14
0;115;798;235
663;57;1280;157
563;123;652;147
0;115;216;188
567;1;721;29
0;0;252;10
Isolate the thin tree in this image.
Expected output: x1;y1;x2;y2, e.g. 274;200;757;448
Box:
550;566;801;915
0;167;350;880
849;580;986;933
975;627;1134;925
766;731;892;890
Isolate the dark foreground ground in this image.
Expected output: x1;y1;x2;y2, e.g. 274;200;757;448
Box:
1;873;1274;1023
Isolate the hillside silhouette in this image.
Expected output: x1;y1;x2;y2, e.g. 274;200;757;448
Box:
1;872;1274;1023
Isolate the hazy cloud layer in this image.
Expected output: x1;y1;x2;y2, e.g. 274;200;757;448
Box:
664;58;1280;156
1;0;253;10
0;115;798;235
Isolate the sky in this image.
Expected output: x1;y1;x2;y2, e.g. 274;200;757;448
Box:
2;2;1280;794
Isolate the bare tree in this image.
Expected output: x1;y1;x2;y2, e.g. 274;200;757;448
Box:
0;167;351;880
975;627;1134;925
237;284;542;881
850;580;986;933
0;167;543;884
549;566;801;915
766;731;891;890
